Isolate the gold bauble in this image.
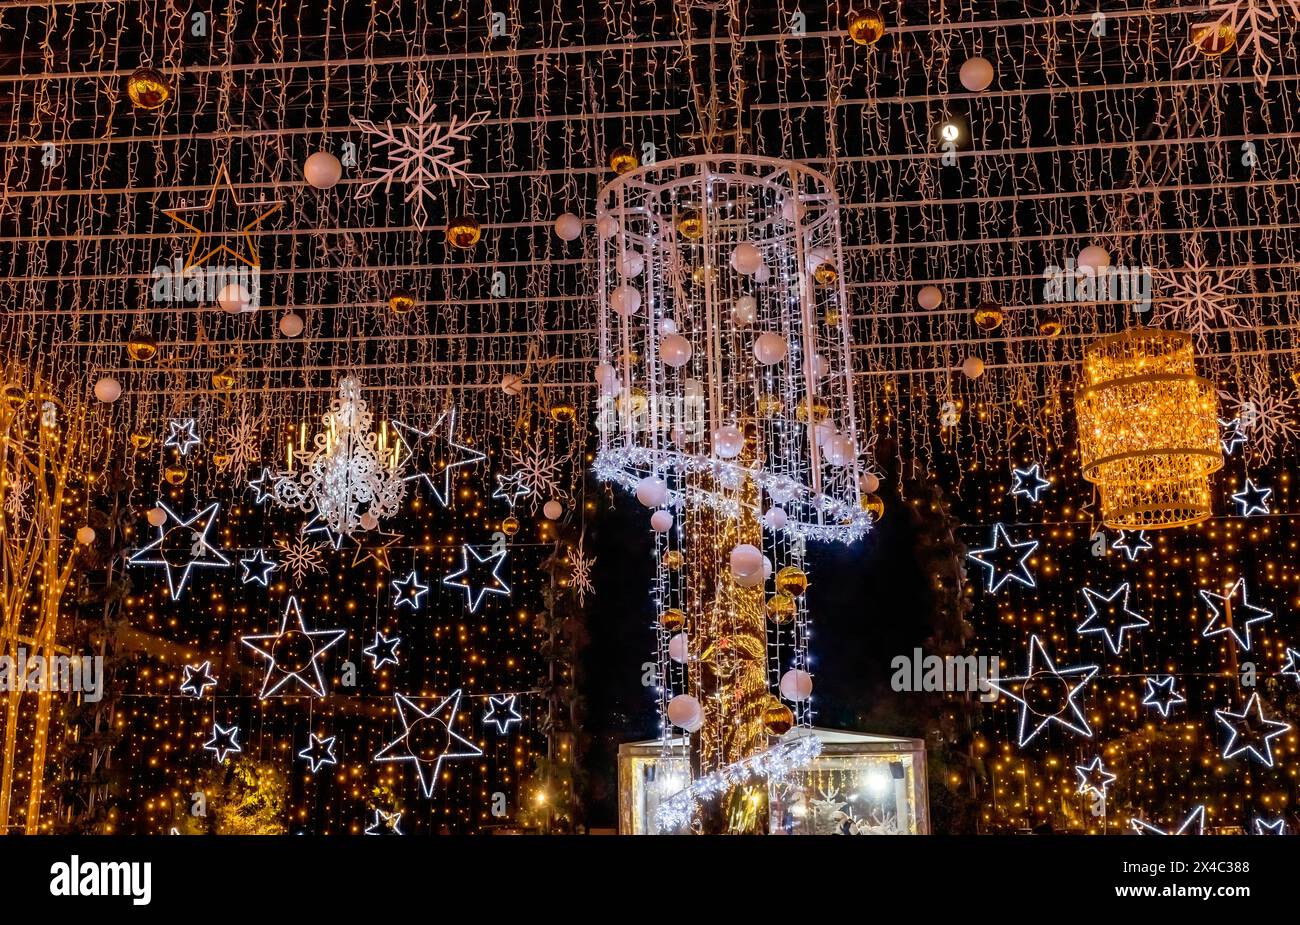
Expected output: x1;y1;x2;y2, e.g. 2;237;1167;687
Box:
388;289;416;314
795;400;830;423
766;592;797;624
775;565;809;596
662;550;685;570
1192;22;1236;58
660;607;686;632
763;698;795;736
813;262;839;286
676;210;705;240
212;452;232;469
847;9;886;46
2;384;26;408
862;493;885;519
690;265;716;286
824;308;841;326
756;393;783;418
1291;369;1300;391
211;368;236;391
549;403;577;424
129;431;154;451
502;516;520;536
126;331;158;362
609;145;639;175
163;464;188;486
446;215;482;249
126;67;171;110
1039;320;1063;338
973;302;1004;332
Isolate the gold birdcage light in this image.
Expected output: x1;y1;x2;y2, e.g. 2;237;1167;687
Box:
1074;327;1222;529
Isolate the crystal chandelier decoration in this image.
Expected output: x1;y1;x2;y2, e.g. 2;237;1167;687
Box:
269;376;407;536
1075;327;1222;529
592;154;870;830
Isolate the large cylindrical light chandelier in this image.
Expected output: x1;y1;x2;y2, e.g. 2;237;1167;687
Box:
1074;327;1222;529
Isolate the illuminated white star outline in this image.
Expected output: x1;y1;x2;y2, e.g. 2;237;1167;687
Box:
391;570;429;610
1282;647;1300;686
442;544;511;611
1009;463;1050;502
1076;582;1149;655
164;417;201;455
966;522;1039;593
302;512;345;550
1130;805;1205;835
1111;530;1152;561
1141;676;1186;718
239;548;279;586
1254;817;1286;835
1231;478;1272;516
128;501;230;600
391;408;486;507
1074;756;1116;799
1200;578;1272;652
203;722;242;763
240;595;346;698
248;467;280;504
988;634;1098;746
1214;692;1292;767
365;809;403;835
179;661;218;698
483;694;523;734
491;471;532;509
373;690;483;797
298;733;339;772
362;631;401;669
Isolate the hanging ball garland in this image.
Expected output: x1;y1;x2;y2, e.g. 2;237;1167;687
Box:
303;151;343;190
959;56;995;92
388;289;417;314
93;376;122;403
279;311;305;337
126;330;158;362
553;212;583;241
126;66;171;110
847;8;886;46
608;145;639;175
973;302;1004;332
446;215;482;249
917;285;944;310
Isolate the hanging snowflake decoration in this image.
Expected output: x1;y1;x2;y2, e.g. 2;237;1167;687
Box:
1151;235;1249;339
269;376;407;537
1223;372;1300;464
505;434;568;510
353;72;489;229
1180;1;1300;86
216;404;262;482
567;537;595;606
4;471;29;520
276;534;326;585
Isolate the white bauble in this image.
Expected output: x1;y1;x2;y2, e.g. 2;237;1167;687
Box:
146;507;167;527
731;295;758;325
279;312;304;337
712;424;744;459
500;372;525;396
959;56;995;92
594;362;619;393
809;353;828;380
753;332;788;365
76;526;96;546
93;377;122;403
217;282;250;313
961;355;986;379
543;499;564;520
618;250;645;278
667;633;690;664
650;510;674;532
826;434;857;467
780;197;805;223
763;507;788;530
729;544;764;583
554;212;582;241
635;475;667;508
660;333;692;368
1077;245;1111;270
779;668;814;702
597;215;620;239
303;151;343;190
917;285;944;310
667;693;703;731
730;242;763;275
753;263;772;285
610;285;642;317
763;556;773;578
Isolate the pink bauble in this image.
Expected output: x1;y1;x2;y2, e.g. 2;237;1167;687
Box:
76;526;96;545
763;507;788;530
618;250;645;278
1077;245;1111;270
217;282;250;313
359;511;379;531
667;633;690;664
729;544;764;586
650;510;674;532
731;296;758;326
660;333;692;368
959;56;995;92
147;507;167;527
753;263;772;284
753;332;788;366
667;694;702;731
553;212;582;241
594;362;619;393
500;373;525;396
303;151;343;190
543;499;564;520
610;285;642;317
279;312;304;337
93;377;121;403
961;355;986;379
635;476;667;508
780;669;814;702
597;215;620;239
730;242;763;275
712;425;744;459
917;285;944;310
860;472;881;494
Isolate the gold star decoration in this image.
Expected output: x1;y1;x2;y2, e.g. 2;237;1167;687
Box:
161;164;283;270
351;531;402;572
